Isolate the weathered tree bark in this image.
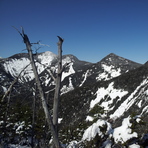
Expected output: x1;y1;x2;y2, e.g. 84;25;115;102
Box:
17;28;61;148
53;36;64;133
31;84;36;148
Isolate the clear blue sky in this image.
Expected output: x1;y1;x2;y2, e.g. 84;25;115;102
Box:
0;0;148;64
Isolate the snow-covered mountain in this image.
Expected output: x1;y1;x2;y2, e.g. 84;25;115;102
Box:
0;51;147;148
0;51;141;93
59;61;148;148
0;51;57;82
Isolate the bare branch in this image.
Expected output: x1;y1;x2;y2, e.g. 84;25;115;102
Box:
46;69;56;83
59;61;72;74
2;63;31;102
31;41;50;47
31;40;41;45
45;88;55;94
57;36;64;43
34;47;41;54
12;26;23;38
35;59;56;82
38;42;50;47
13;26;32;46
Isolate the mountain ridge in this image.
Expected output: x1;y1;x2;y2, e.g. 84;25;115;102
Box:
0;51;147;147
0;51;141;93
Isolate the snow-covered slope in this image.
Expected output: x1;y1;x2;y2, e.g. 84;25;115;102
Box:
93;53;141;81
1;51;57;82
0;51;147;147
59;53;142;93
59;61;148;148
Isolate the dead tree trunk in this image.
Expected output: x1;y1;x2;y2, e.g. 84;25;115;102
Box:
16;27;61;148
31;84;37;148
53;36;63;133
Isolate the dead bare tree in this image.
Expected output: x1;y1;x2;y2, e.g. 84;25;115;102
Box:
53;36;64;134
15;27;61;148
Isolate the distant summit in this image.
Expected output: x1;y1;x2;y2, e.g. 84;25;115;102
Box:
101;53;141;65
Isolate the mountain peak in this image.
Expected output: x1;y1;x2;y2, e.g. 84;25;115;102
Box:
100;53;142;65
101;53;125;62
107;53;118;57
